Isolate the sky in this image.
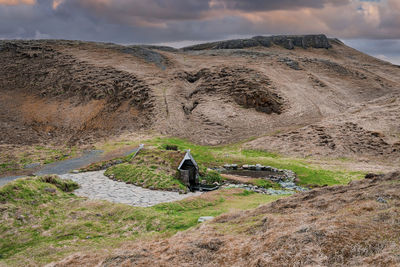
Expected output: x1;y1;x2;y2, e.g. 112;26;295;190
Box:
0;0;399;64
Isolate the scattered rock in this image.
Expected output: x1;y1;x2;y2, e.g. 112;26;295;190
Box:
223;164;238;170
279;57;302;70
198;216;215;223
16;214;25;221
255;164;262;171
377;197;387;203
44;187;57;194
23;162;41;169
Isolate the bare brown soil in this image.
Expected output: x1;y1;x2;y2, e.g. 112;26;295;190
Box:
49;172;400;266
0;41;154;146
247;121;400;159
1;36;400;160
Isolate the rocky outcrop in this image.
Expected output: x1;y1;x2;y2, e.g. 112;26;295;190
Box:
0;40;153;110
182;34;332;51
177;66;285;114
0;40;155;145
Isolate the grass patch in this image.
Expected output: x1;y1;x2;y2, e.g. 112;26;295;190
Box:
241;149;279;158
252;179;282;189
103;148;189;192
200;169;222;185
0;146;77;174
0;177;284;266
235;190;255;196
96;140;141;154
105;163;186;191
146;137;364;186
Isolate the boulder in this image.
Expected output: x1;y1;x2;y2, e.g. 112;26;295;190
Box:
198;216;215;223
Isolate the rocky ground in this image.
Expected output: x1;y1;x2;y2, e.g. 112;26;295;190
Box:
60;171;201;207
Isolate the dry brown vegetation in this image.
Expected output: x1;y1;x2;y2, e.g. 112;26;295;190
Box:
1;36;400;266
1;37;399;163
50;172;400;266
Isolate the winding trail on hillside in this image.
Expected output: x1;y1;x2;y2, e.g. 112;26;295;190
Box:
0;148;137;186
60;170;201;207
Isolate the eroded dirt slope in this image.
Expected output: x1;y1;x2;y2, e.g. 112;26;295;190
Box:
0;41;155;145
1;35;399;160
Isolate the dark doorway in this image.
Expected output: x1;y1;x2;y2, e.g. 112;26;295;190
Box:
179;159;197;191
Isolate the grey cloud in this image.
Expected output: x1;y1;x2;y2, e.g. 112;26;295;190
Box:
211;0;349;11
0;0;399;64
343;39;400;65
70;0;211;22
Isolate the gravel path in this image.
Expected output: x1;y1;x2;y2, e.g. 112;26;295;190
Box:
60;171;201;207
35;150;104;176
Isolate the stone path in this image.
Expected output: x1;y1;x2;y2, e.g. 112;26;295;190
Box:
60;171;201;207
0;175;24;186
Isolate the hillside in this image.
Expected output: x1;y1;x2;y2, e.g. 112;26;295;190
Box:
49;172;400;266
1;35;400;266
1;35;399;163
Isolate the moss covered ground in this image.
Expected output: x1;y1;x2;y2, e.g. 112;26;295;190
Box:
146;137;365;186
0;136;368;265
0;176;282;266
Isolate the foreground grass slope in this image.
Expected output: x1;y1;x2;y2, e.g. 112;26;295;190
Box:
0;176;282;266
61;172;400;266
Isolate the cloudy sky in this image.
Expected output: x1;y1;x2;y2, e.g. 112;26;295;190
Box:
1;0;399;64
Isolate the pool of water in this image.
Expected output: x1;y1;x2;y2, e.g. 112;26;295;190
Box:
221;169;283;179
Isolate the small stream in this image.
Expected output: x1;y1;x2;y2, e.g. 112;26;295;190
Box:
0;148;138;186
220;168;308;195
222;169;280;178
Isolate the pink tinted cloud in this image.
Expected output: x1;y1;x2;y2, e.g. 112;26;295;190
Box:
0;0;35;5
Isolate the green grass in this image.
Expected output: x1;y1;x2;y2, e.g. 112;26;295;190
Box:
0;177;284;266
253;179;282;189
0;162;16;172
0;146;77;174
241;149;279;158
235;190;255;196
105;163;186;191
146;137;365;186
0;137;369;265
200;170;222;185
96;140;141;153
